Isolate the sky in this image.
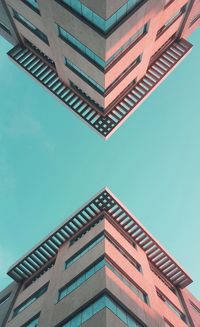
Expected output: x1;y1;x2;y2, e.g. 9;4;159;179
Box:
0;28;200;300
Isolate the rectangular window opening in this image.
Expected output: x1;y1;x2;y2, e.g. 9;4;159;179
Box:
156;4;188;39
0;21;11;34
21;0;40;13
13;283;48;317
60;256;146;304
21;313;40;327
12;9;48;44
157;289;186;322
58;294;145;327
0;293;10;306
189;300;200;314
56;0;146;35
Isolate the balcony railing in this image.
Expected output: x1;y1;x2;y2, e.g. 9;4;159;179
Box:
8;38;192;139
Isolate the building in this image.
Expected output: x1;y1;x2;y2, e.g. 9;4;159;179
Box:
0;0;199;138
0;188;199;327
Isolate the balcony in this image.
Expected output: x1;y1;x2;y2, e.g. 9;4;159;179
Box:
8;38;192;139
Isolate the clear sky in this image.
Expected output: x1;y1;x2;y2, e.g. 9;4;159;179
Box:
0;29;200;299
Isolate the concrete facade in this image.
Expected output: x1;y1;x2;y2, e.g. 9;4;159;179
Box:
0;0;199;137
0;189;199;327
2;0;199;109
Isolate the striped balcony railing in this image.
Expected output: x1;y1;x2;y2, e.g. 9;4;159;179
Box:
7;188;192;288
8;38;192;139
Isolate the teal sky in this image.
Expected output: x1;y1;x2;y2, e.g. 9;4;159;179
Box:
0;29;200;299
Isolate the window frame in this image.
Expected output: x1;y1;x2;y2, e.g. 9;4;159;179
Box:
12;9;49;44
0;293;11;306
156;3;188;39
21;0;40;14
21;313;40;327
13;283;48;318
0;21;11;34
55;0;148;37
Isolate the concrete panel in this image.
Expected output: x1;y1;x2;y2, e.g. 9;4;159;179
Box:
81;0;128;19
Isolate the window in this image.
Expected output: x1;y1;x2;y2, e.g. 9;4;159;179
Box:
164;318;174;327
57;0;145;34
190;14;200;26
23;261;55;289
65;54;141;96
59;294;144;327
21;313;40;327
59;259;105;300
13;283;48;317
60;257;147;303
12;9;48;44
66;232;140;273
22;0;40;12
106;23;148;67
0;293;10;306
70;215;104;245
58;26;105;69
164;0;175;8
65;234;104;268
150;266;176;294
58;23;148;70
106;54;141;94
0;21;11;34
64;58;105;94
190;300;200;314
157;289;186;322
105;233;141;272
156;4;187;38
106;259;147;303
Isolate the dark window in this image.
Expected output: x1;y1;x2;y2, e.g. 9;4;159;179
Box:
65;54;142;96
0;293;10;306
21;313;40;327
58;22;148;70
190;14;200;26
156;4;188;38
12;9;48;44
0;21;11;34
190;300;200;314
59;294;144;326
70;214;104;245
164;318;174;327
65;233;104;268
13;284;48;317
66;232;140;273
164;0;175;8
157;289;186;322
60;257;147;303
57;0;145;34
21;0;40;13
64;58;105;94
105;233;141;272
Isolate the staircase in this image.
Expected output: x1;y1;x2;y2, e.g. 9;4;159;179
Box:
8;39;192;139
